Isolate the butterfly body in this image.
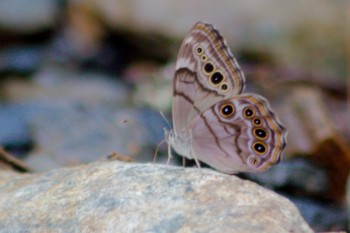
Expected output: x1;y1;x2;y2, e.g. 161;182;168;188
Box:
166;129;193;159
168;22;287;174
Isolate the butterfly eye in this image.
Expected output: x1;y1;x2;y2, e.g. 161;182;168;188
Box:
220;83;229;92
243;107;255;118
248;155;260;168
203;62;215;74
252;142;267;155
219;104;235;118
253;128;268;140
195;45;204;55
209;71;224;86
252;118;262;126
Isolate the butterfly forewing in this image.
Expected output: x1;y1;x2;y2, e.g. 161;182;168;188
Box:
173;22;245;133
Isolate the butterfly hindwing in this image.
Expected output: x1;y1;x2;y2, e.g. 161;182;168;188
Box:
191;94;287;173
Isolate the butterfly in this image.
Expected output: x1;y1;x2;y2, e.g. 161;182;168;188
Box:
166;22;287;174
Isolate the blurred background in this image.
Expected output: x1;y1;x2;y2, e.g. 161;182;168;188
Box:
0;0;349;231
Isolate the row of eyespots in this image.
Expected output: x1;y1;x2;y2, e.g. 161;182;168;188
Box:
195;45;228;92
243;107;269;156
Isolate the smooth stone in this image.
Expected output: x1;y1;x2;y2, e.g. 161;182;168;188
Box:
0;162;313;233
0;46;43;74
70;0;345;78
71;0;340;42
245;158;329;195
25;106;167;171
0;0;59;33
246;159;350;231
5;67;130;105
288;196;347;232
0;104;32;147
1;69;166;171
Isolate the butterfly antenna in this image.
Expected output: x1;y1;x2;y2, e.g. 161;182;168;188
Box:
153;139;166;163
153;111;172;164
159;111;171;128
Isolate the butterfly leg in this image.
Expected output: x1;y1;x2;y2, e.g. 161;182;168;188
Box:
190;150;201;169
166;140;173;165
182;156;186;167
153;139;166;163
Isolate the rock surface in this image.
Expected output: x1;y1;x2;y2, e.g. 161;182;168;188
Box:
0;161;313;232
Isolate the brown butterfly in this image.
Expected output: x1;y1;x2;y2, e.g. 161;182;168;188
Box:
166;22;287;174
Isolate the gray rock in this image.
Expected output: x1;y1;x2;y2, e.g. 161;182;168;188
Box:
73;0;344;79
72;0;339;42
288;196;347;232
25;105;167;171
245;159;349;231
0;104;32;146
246;158;329;195
1;68;167;171
0;46;43;74
0;162;313;233
0;0;59;33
